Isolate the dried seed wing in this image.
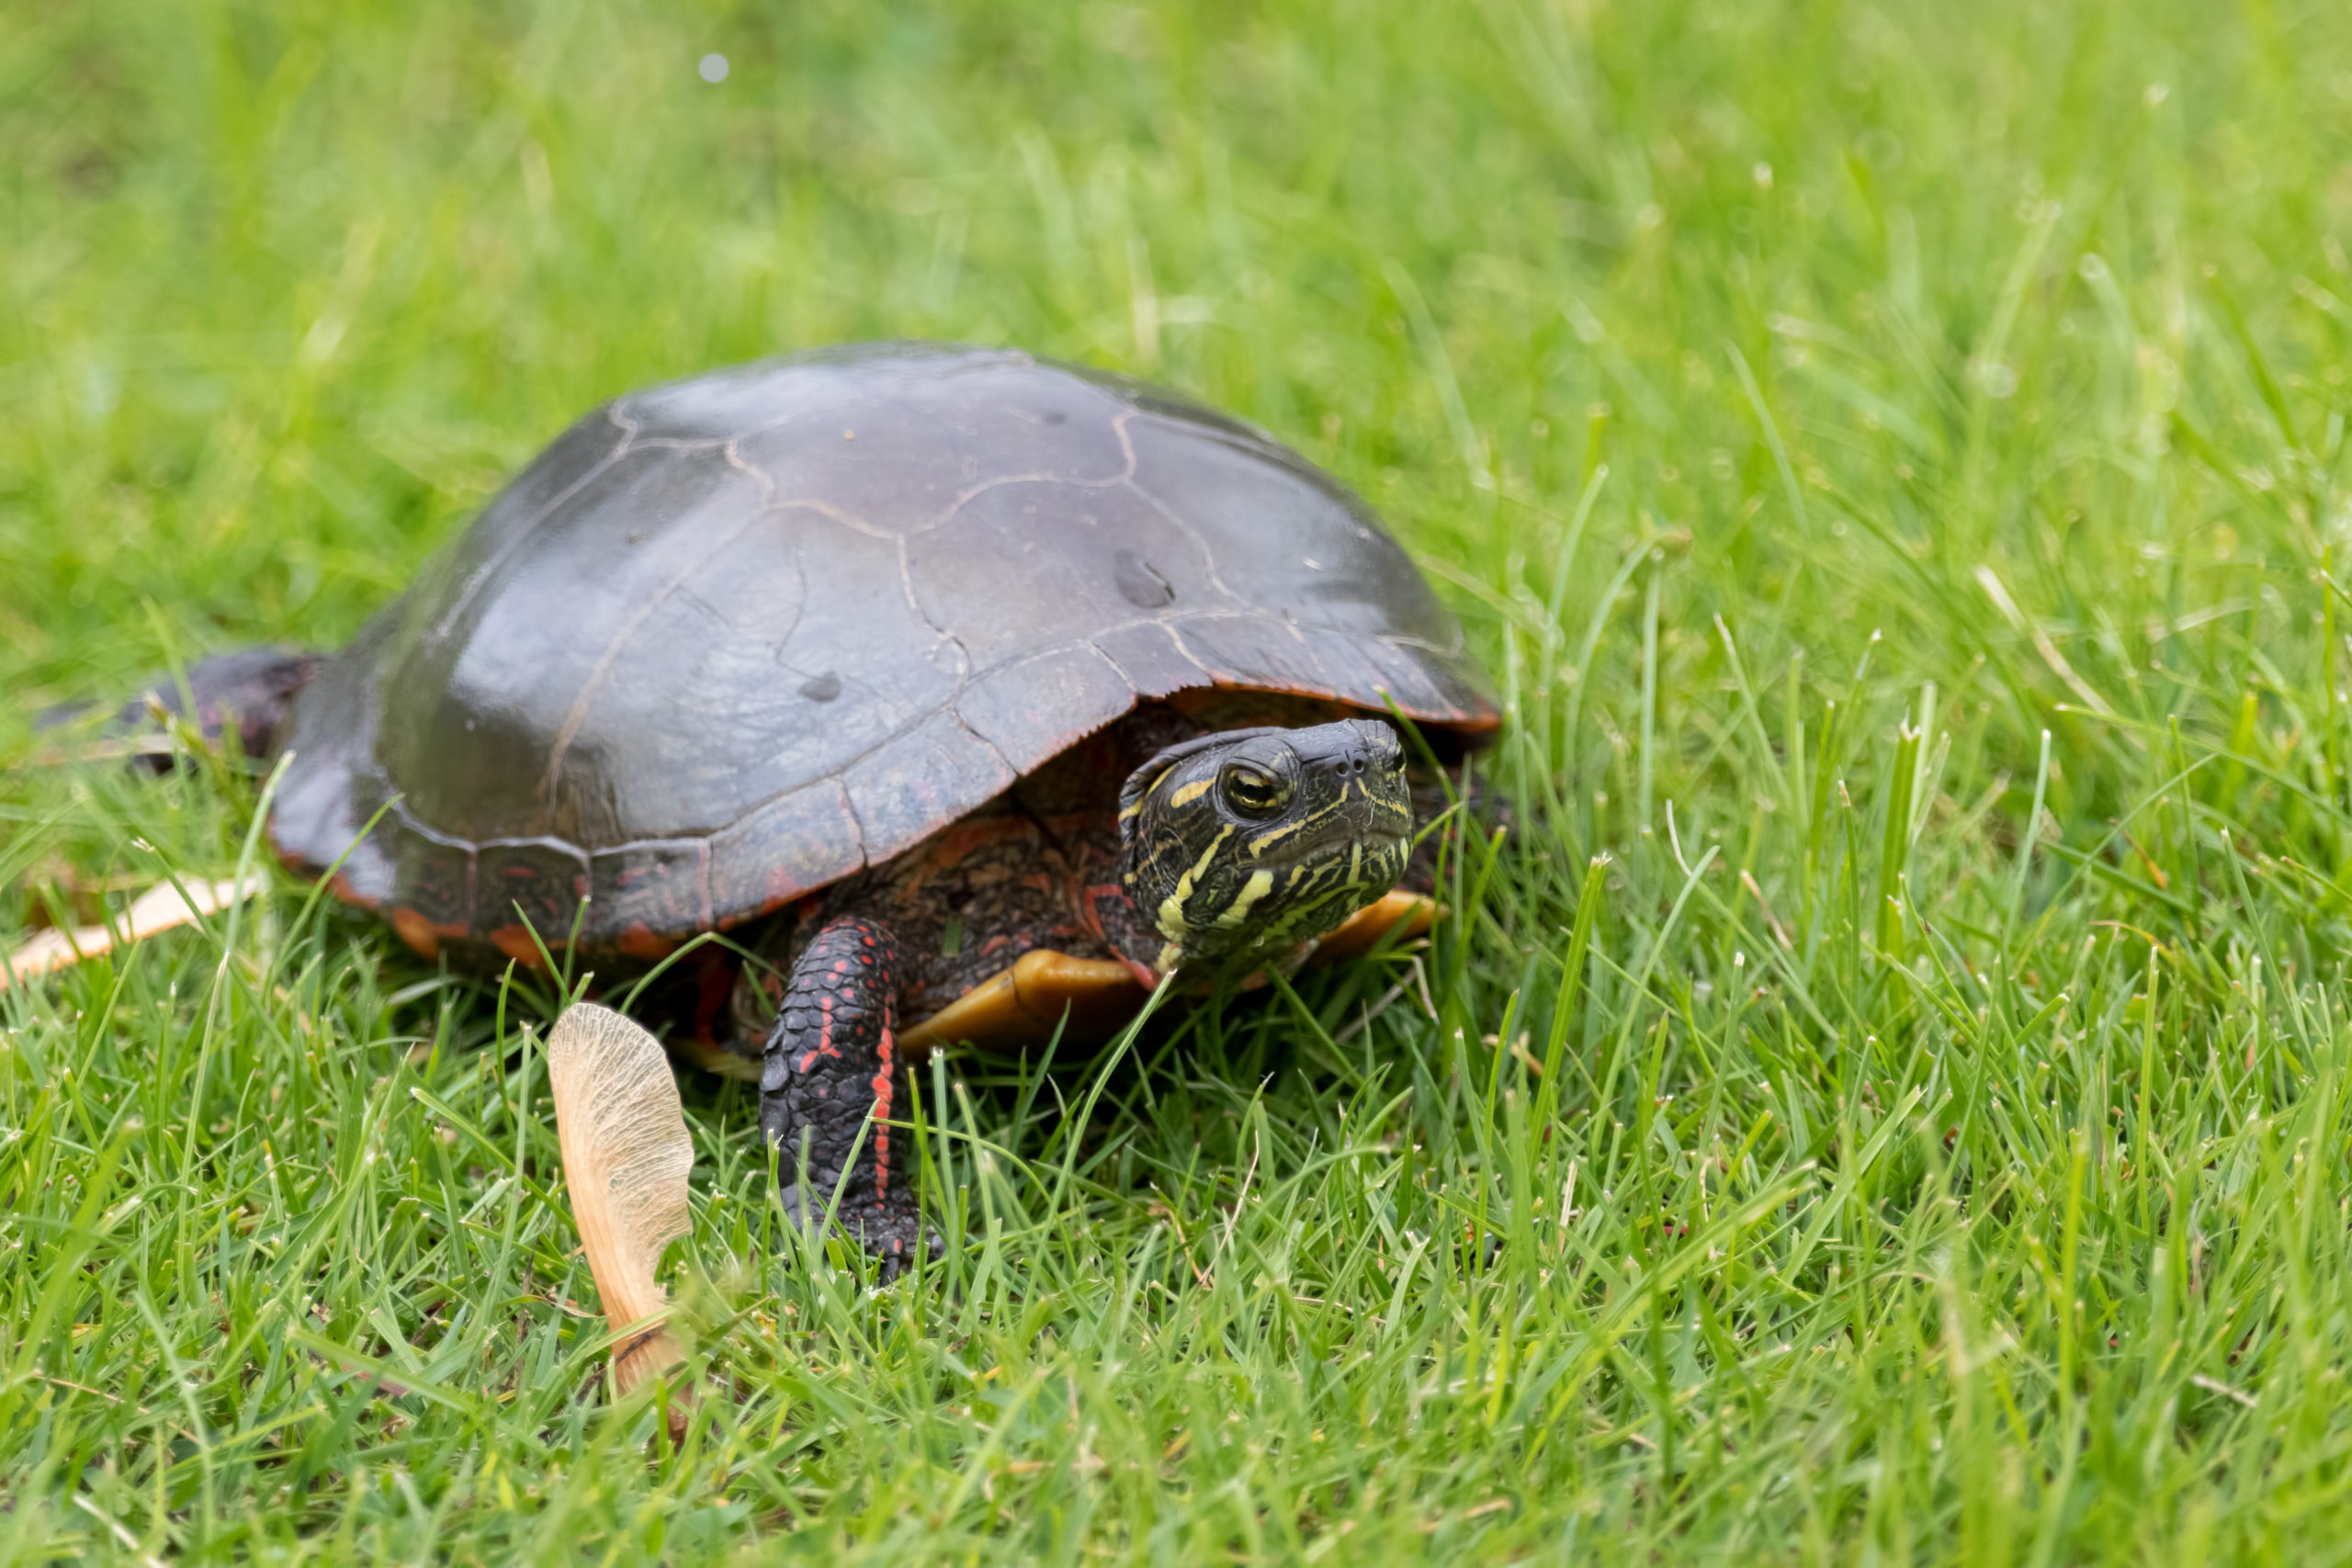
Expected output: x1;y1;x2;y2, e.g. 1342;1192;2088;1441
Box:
548;1003;694;1405
0;875;260;993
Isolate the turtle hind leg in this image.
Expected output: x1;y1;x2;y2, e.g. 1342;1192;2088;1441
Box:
81;646;322;773
759;915;935;1273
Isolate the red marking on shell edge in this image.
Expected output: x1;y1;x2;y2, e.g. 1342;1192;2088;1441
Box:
724;886;830;931
718;895;790;931
389;906;466;961
488;926;554;968
870;1026;895;1200
616;922;679;961
324;870;381;913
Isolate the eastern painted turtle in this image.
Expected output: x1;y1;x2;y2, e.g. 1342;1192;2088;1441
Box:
130;344;1499;1258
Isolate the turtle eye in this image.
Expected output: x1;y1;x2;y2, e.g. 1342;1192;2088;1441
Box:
1218;763;1288;819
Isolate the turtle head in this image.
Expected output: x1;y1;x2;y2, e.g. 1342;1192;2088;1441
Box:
1117;717;1415;976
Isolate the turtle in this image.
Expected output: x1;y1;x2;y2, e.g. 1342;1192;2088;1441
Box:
105;343;1499;1260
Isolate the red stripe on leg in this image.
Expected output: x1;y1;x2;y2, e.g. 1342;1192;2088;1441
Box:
870;1026;895;1201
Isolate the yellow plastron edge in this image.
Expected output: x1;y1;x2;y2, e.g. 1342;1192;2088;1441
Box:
668;890;1440;1076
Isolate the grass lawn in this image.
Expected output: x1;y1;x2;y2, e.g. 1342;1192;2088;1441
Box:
9;0;2352;1560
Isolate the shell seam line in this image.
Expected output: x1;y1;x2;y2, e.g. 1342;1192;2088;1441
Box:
535;442;780;809
426;405;636;644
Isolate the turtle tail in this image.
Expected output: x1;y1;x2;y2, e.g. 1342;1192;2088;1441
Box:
43;646;323;772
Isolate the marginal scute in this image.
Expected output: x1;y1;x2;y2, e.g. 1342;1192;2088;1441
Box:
954;645;1138;769
1179;614;1336;702
707;778;865;927
840;709;1020;859
1354;635;1480;723
474;840;592;951
386;813;474;939
589;838;712;940
1090;620;1215;699
267;344;1498;956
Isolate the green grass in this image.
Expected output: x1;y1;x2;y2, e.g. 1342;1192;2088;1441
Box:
8;0;2352;1560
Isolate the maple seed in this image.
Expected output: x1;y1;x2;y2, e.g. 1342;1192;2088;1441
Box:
548;1002;694;1434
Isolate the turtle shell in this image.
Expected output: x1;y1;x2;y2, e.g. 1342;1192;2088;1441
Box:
268;343;1497;964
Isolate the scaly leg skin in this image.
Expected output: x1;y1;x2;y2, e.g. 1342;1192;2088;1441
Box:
758;916;934;1271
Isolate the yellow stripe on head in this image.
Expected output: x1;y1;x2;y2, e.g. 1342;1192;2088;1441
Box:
1248;818;1307;855
1214;868;1276;930
1157;823;1234;940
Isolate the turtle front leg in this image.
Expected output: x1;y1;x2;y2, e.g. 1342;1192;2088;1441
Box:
758;916;933;1269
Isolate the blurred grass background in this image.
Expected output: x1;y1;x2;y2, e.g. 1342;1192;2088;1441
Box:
9;0;2352;1561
